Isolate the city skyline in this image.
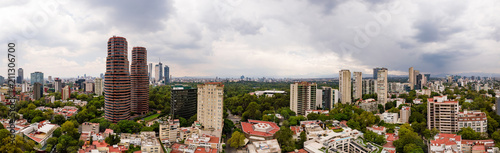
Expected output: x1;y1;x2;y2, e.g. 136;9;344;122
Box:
1;0;500;78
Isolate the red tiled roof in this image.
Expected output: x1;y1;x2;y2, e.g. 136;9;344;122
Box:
383;141;395;149
430;133;461;146
368;125;386;132
461;139;494;145
385;133;399;142
194;147;217;153
290;126;301;135
241;120;279;137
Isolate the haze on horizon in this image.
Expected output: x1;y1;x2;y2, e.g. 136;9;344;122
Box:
1;0;500;78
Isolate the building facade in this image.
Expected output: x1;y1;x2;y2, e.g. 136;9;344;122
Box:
33;82;43;100
400;106;411;123
290;82;317;115
339;70;351;104
31;71;44;85
104;36;131;123
376;68;388;105
155;62;163;83
62;86;70;100
164;65;170;83
458;110;487;134
130;47;149;115
427;96;459;134
197;82;224;130
171;85;197;119
321;86;334;110
54;78;62;93
409;67;414;90
362;79;376;95
353;72;362;100
17;68;23;84
94;78;103;96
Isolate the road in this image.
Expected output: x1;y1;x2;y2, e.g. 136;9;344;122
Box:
225;109;241;153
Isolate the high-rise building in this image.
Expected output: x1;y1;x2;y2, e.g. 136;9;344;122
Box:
104;36;131;123
333;89;339;106
0;75;4;85
62;86;71;100
373;68;382;79
85;82;94;93
33;82;43;100
48;76;52;82
164;65;170;84
409;67;414;90
95;78;103;96
416;74;423;90
376;68;388;105
400;106;411;123
31;71;44;85
321;86;334;110
290;82;318;115
362;79;376;95
76;79;86;90
171;85;197;119
155;62;163;83
159;119;181;143
339;70;351;104
130;47;149;115
353;72;362;100
54;78;62;93
17;68;23;84
428;96;459;134
148;63;153;81
197;82;224;130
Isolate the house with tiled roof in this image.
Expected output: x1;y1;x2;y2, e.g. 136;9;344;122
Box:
20;120;59;147
429;133;462;153
461;139;498;153
241;120;280;141
185;134;220;150
367;125;386;135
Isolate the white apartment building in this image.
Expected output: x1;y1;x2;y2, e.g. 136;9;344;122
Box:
197;82;224;131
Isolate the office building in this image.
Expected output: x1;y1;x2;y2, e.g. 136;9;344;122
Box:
321;87;334;110
458;110;487;134
17;68;23;84
62;86;70;100
155;62;163;83
0;76;4;85
148;63;153;81
104;36;131;123
76;79;85;90
353;72;362;100
31;71;44;85
290;82;317;115
197;82;224;130
94;78;103;96
339;70;351;104
164;65;170;83
427;96;459;134
400;106;411;123
416;74;423;90
33;82;43;100
131;47;149;115
409;67;414;90
171;85;197;119
54;78;62;93
376;68;388;105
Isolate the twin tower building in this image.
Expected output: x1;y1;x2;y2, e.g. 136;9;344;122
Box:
104;36;149;122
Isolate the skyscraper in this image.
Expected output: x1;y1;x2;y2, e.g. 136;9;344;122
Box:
131;47;149;115
290;82;317;115
321;86;334;110
148;63;153;81
95;78;103;96
373;68;382;79
353;72;362;100
164;65;170;84
155;62;163;83
31;71;44;85
409;67;414;90
54;78;62;93
376;68;388;105
104;36;131;123
17;68;23;84
171;85;197;119
339;70;351;104
197;82;224;130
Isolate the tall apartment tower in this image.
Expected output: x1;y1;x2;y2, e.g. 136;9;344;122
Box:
155;62;163;83
33;82;43;100
131;47;149;115
339;70;351;104
54;78;62;93
104;36;131;123
321;86;334;110
362;79;376;95
427;95;459;134
290;82;318;115
353;72;363;100
95;78;103;96
171;85;197;119
376;68;388;105
409;67;414;90
197;82;224;130
31;71;44;85
62;86;71;100
17;68;23;84
373;68;382;79
164;65;170;84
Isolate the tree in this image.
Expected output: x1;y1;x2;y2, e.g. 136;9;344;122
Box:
458;127;484;140
388;107;399;113
61;121;79;139
306;113;319;120
492;130;500;144
488;115;499;136
228;131;246;149
393;124;425;153
105;134;120;145
52;114;66;125
276;126;295;152
223;119;235;134
117;120;143;133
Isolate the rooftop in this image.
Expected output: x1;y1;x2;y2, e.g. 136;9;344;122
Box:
242;120;280;137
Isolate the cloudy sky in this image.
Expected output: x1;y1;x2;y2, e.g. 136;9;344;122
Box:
1;0;500;78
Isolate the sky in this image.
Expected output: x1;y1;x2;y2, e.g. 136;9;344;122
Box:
1;0;500;78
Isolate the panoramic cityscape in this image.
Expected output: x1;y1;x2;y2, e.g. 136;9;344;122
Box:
2;0;500;153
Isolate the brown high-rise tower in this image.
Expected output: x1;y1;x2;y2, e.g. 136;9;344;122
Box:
131;47;149;115
104;36;131;122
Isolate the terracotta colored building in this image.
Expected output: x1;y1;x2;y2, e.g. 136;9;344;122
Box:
130;47;149;115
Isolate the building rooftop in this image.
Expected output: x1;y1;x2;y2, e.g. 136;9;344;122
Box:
431;133;461;146
242;120;280;137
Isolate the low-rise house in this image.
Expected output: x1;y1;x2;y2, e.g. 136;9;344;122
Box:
241;120;280;141
379;112;398;124
367;125;386;135
247;139;281;153
304;110;329;117
185;134;220;150
429;133;461;153
461;139;498;153
82;122;100;134
20;120;59;147
140;131;162;153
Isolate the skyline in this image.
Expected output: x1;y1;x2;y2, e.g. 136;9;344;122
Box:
1;0;500;78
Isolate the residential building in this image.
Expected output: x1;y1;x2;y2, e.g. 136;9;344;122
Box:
85;82;94;93
290;82;317;115
159;119;181;143
339;70;351;104
62;86;70;100
376;68;388;105
409;67;414;90
94;78;103;96
241;120;280;141
31;71;44;85
54;78;62;93
362;79;376;95
427;96;459;134
321;87;334;110
353;72;363;100
400;106;411;123
367;125;386;135
373;67;382;79
164;65;170;83
458;110;488;134
250;90;286;97
20;120;59;147
429;133;461;153
82;122;100;134
104;36;131;123
130;47;149;115
140;131;162;153
33;82;43;100
303;125;367;153
461;139;498;153
197;82;224;131
379;112;398;124
184;134;220;150
357;99;378;112
304;110;329;117
171;85;197;119
247;139;281;153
